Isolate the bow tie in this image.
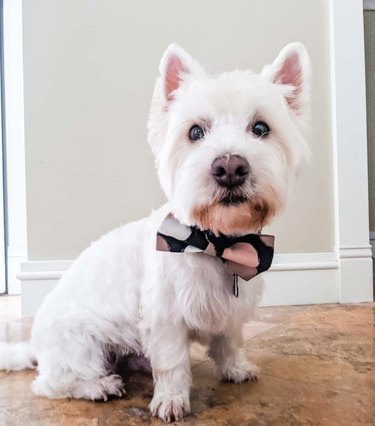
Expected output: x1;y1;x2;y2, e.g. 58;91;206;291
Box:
156;214;274;297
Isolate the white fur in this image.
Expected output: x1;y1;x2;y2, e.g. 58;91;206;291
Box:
0;43;310;422
0;341;36;370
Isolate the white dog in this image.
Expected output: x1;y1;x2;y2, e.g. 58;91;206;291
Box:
0;43;310;422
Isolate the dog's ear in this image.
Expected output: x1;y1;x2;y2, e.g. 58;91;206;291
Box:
159;44;205;101
147;45;204;159
261;42;311;115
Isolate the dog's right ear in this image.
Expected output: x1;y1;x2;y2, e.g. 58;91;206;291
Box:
159;44;205;101
147;45;204;162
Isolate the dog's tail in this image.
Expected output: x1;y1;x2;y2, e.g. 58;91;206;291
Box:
0;341;37;371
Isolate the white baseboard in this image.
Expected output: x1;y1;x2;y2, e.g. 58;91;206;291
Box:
17;248;373;318
370;232;375;258
7;244;27;294
260;252;340;306
17;252;338;317
19;260;70;317
260;267;338;307
338;245;373;303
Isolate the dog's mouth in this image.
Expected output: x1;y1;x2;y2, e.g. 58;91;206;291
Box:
219;193;247;206
218;187;249;206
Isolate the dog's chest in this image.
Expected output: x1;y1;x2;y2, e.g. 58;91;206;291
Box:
163;253;245;332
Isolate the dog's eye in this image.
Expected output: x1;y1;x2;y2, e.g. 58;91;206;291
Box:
252;121;270;138
189;125;204;142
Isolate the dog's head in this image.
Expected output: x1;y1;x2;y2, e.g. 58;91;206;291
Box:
148;43;310;235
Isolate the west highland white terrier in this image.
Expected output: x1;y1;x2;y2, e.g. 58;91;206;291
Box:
0;42;310;422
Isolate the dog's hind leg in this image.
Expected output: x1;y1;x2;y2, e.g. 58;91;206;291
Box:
31;333;126;401
32;371;125;401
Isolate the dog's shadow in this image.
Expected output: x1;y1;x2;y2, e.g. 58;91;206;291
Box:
106;355;246;424
113;356;154;401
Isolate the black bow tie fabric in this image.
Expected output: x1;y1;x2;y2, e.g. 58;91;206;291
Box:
156;214;274;281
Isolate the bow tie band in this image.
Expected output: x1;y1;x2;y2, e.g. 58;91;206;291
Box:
156;214;274;295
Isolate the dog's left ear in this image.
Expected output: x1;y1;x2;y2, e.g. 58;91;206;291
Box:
261;42;311;116
159;44;205;101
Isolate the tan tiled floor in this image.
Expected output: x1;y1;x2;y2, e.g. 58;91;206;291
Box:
0;296;374;425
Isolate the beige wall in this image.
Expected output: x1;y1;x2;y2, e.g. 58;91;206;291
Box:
23;0;334;260
365;11;375;233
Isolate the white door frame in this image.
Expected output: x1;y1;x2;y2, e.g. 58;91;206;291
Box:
329;0;373;302
364;0;375;261
3;0;28;294
9;0;374;309
0;9;5;294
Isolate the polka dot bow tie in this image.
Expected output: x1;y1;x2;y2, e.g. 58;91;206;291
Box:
156;214;274;297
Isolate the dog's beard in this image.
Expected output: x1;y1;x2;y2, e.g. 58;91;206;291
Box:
191;187;280;235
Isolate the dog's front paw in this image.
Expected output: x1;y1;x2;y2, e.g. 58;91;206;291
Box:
219;362;260;383
149;392;190;423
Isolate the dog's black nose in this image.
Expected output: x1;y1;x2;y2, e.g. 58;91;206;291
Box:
211;155;249;188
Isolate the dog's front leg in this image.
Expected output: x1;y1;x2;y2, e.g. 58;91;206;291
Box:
208;330;260;383
148;322;191;422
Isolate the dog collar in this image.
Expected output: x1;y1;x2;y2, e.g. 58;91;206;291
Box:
156;214;274;297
